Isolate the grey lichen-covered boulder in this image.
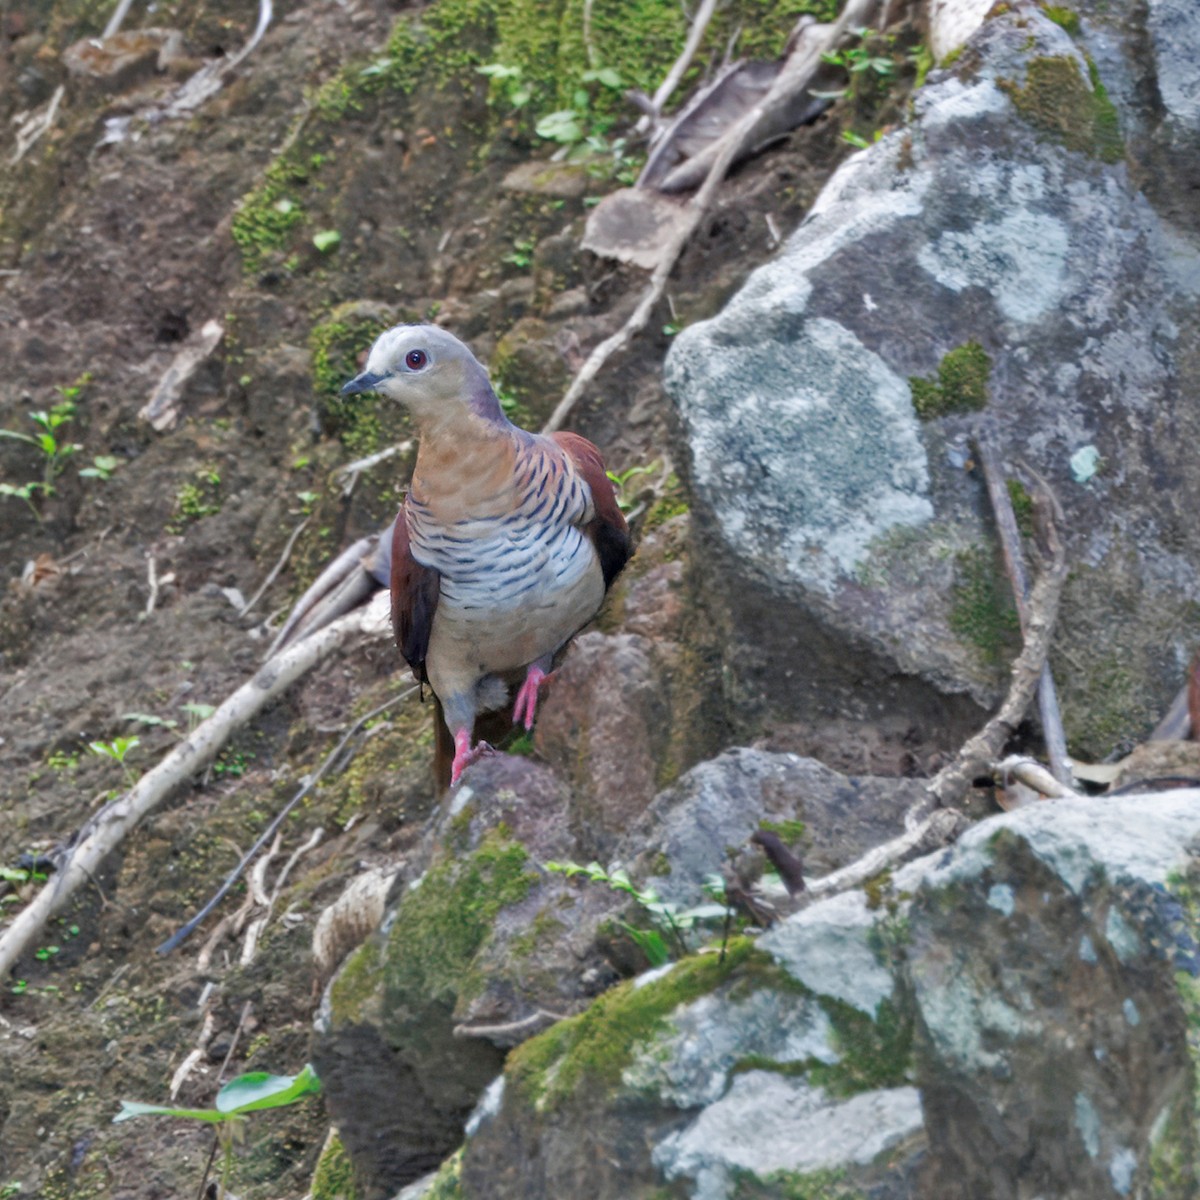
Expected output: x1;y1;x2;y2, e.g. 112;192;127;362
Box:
445;790;1200;1199
906;794;1200;1199
664;0;1200;755
311;757;623;1199
626;747;925;904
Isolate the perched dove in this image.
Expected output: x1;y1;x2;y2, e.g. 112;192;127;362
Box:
342;325;631;788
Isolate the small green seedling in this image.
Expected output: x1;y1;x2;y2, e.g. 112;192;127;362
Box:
477;62;532;110
87;736;141;788
79;455;119;480
606;461;658;513
115;1064;321;1200
545;861;733;965
0;401;82;520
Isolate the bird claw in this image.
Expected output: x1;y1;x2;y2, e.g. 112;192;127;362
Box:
512;665;553;730
450;732;496;786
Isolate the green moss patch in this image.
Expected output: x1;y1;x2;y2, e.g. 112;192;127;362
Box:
383;830;536;1009
507;939;760;1108
909;341;991;419
998;55;1123;163
810;995;914;1096
425;1148;465;1199
311;1133;360;1200
1041;5;1080;34
733;1167;866;1200
949;546;1019;665
308;304;398;447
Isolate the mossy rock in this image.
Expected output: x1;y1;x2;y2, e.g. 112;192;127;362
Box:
948;545;1020;669
998;55;1123;164
506;939;763;1109
732;1167;867;1200
328;828;538;1027
309;300;404;449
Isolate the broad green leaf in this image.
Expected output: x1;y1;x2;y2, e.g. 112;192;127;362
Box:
215;1063;321;1114
313;230;341;253
114;1100;230;1124
623;925;670;966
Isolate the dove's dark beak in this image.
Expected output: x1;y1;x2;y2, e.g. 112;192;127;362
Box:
341;371;388;396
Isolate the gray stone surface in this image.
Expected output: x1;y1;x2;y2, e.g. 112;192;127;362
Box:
628;747;924;905
907;790;1200;1199
1149;0;1200;133
665;2;1200;753
622;985;837;1107
760;887;897;1015
652;1074;925;1200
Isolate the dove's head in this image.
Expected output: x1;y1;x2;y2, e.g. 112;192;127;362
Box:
341;324;506;429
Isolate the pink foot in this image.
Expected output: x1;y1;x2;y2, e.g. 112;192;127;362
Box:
512;665;553;730
450;729;494;786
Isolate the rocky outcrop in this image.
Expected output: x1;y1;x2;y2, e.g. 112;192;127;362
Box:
665;0;1200;756
436;789;1200;1200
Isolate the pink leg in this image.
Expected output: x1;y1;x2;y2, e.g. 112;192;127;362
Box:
450;729;495;786
512;664;553;730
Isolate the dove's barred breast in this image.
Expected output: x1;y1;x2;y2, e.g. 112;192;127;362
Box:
406;433;604;674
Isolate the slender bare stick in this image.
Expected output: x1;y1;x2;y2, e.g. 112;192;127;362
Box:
156;682;415;955
806;481;1071;896
974;437;1071;784
103;0;136;37
924;480;1069;810
0;594;392;979
648;0;719;119
542;0;878;434
239;516;309;618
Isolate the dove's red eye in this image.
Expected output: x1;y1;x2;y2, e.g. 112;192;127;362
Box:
406;349;427;370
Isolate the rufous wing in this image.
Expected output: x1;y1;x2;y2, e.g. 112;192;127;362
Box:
390;506;441;683
549;431;632;589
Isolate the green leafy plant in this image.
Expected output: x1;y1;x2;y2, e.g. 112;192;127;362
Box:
213;749;254;778
0;400;82;520
503;237;536;269
477;61;532;110
312;229;341;253
169;466;222;531
821;27;896;91
545;861;732;965
606;461;658;514
79;454;119;480
116;1065;321;1200
535;67;626;150
87;736;141;788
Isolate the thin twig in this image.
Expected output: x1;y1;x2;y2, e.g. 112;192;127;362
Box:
0;593;393;979
806;478;1072;897
170;1008;217;1100
992;754;1076;799
543;0;878;434
156;685;415;955
215;1000;254;1086
924;477;1069;810
453;1008;569;1041
975;437;1070;784
103;0;136;38
239;517;309;619
582;0;598;68
12;85;64;165
241;826;323;966
648;0;720;122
